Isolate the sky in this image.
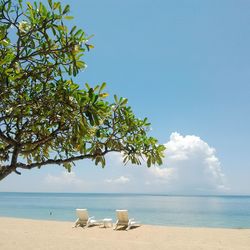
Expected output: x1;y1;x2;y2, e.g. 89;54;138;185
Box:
0;0;250;195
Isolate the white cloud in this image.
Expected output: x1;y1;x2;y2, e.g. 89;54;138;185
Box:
44;171;85;188
149;167;176;180
105;152;124;165
147;132;228;194
105;176;130;184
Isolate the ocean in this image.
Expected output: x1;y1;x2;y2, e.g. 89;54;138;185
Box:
0;192;250;228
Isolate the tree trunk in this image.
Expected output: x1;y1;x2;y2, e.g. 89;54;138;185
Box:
0;165;13;181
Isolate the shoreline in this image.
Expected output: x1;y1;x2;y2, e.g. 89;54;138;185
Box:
1;217;250;250
1;215;250;230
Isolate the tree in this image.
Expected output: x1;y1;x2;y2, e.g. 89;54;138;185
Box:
0;0;165;181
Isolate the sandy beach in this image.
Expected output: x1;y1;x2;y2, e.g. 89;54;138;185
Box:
0;217;250;250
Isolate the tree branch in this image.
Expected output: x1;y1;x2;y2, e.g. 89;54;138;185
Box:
0;129;17;146
16;149;119;170
21;125;62;154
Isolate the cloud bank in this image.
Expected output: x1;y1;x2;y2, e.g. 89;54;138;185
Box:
148;132;228;194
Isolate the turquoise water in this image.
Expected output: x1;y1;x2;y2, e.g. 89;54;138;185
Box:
0;192;250;228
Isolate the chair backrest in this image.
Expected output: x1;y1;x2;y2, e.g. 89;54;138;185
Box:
76;209;89;222
116;210;129;222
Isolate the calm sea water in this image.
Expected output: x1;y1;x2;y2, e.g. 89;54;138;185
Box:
0;192;250;228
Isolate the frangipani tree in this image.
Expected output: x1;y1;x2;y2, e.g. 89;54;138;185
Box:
0;0;165;180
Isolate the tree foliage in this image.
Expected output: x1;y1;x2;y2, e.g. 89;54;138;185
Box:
0;0;165;180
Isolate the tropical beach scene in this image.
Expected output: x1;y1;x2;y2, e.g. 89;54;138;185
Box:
0;0;250;249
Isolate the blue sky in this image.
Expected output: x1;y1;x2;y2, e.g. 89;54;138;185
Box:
1;0;250;194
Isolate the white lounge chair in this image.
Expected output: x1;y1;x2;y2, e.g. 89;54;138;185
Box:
73;209;99;228
113;210;141;230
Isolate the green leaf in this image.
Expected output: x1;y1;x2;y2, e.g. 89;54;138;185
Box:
120;98;128;106
18;0;23;8
88;88;94;99
99;93;108;98
114;95;118;103
93;94;98;104
48;0;52;8
57;25;67;32
147;157;151;168
101;157;106;168
70;26;77;34
63;4;70;14
64;16;74;20
86;111;94;126
85;83;90;90
63;162;72;172
75;29;83;37
99;82;106;93
53;2;60;10
93;113;99;125
86;44;94;51
156;157;163;165
76;61;85;68
26;2;33;9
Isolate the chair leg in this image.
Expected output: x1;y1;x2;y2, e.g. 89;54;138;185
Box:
73;219;79;228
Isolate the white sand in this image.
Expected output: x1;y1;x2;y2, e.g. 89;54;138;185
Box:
0;217;250;250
